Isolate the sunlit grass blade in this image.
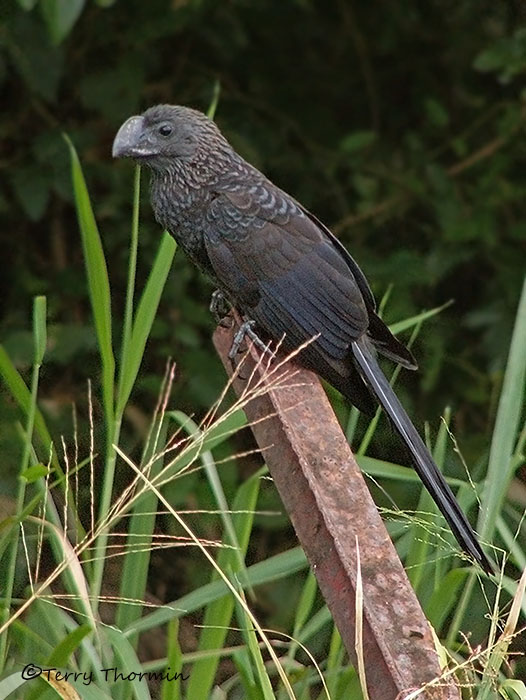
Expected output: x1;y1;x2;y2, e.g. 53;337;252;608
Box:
116;231;176;414
358;456;468;488
478;276;526;541
186;469;261;700
64;134;115;429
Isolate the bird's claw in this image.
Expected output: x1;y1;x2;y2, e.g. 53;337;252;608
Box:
228;319;274;361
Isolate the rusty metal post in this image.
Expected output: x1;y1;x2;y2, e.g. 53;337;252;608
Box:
213;318;459;700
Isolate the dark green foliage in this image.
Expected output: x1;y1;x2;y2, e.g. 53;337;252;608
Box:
1;0;525;521
2;0;524;432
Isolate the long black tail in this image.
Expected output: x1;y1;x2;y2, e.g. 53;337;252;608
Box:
351;338;492;573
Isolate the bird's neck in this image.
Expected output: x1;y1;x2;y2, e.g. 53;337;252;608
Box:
149;149;251;229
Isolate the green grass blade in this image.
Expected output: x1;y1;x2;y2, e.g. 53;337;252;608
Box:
115;416;168;643
234;587;274;700
126;546;308;637
406;409;451;590
64;134;115;428
425;568;471;632
0;297;47;673
0;345;58;471
104;626;151;700
33;296;47;365
165;407;247;476
358;455;468;488
388;300;453;335
116;231;176;414
287;572;317;661
170;410;247;583
186;469;261;700
161;619;183;700
448;279;526;646
478;276;526;542
0;673;30;697
46;624;93;666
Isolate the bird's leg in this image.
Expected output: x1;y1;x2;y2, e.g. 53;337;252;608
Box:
209;289;233;326
228;319;274;361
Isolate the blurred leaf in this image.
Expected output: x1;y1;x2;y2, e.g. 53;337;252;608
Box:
10;167;50;221
17;0;39;9
340;130;376;154
6;12;64;100
474;28;526;83
424;98;449;128
40;0;85;45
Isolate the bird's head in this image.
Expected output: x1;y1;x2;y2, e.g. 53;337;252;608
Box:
112;104;227;172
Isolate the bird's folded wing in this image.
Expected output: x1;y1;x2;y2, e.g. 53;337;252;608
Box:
203;187;369;359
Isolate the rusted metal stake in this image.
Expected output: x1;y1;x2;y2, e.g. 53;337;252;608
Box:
213;318;459;700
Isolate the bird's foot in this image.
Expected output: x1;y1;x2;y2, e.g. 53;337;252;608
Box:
209;290;232;325
228;319;274;361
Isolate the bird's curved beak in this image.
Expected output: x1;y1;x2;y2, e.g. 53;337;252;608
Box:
112;115;149;158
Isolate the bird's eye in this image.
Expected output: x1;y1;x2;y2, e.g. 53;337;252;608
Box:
158;124;173;137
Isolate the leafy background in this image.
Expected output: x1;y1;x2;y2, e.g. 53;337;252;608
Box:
1;0;526;688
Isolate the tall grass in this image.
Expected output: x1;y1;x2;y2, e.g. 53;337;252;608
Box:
0;141;524;699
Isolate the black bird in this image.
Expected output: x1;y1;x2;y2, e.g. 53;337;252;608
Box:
113;104;491;573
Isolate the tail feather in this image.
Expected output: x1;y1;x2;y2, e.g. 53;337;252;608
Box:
351;339;492;573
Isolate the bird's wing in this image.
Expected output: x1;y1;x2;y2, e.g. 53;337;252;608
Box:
203;185;369;359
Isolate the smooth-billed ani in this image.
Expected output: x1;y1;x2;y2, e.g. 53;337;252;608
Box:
112;104;491;573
